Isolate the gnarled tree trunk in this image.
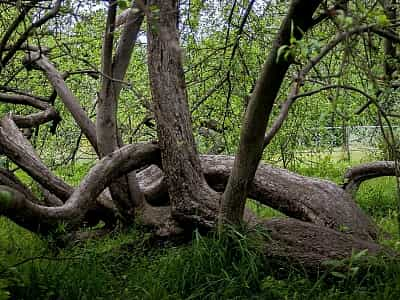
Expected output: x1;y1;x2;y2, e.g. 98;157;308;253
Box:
147;0;219;228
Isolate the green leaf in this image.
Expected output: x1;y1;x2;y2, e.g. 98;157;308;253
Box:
376;14;390;27
276;45;289;63
353;249;368;260
118;0;129;10
330;271;347;279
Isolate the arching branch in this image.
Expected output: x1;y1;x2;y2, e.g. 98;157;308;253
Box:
344;161;396;194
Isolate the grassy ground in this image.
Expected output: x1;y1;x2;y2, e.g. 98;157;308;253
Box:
1;154;399;299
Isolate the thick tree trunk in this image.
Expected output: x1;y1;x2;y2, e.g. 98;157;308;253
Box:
136;156;378;241
262;218;389;272
0;139;387;269
147;0;219;228
221;0;323;224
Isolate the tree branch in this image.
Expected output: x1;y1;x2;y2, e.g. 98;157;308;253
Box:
26;51;98;153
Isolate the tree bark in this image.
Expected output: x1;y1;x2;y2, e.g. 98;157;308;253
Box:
136;155;378;241
0;115;72;200
147;0;219;228
262;218;389;272
0;142;160;233
221;0;323;224
27;51;98;153
96;1;145;221
344;161;396;194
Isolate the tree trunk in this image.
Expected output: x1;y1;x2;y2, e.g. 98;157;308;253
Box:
136;155;378;241
96;2;145;221
262;218;389;272
147;0;219;228
221;0;323;224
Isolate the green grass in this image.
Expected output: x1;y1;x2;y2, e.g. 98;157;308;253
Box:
1;153;400;299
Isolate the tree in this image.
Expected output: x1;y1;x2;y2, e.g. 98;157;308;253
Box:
0;0;399;271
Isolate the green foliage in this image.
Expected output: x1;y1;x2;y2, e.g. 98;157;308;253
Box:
357;177;397;217
124;225;269;299
117;0;129;10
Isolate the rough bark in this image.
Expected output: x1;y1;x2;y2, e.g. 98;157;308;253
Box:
0;92;50;109
12;108;60;128
0;115;114;222
136;155;378;241
221;0;323;224
0;138;388;269
147;0;219;228
262;218;389;272
344;161;396;194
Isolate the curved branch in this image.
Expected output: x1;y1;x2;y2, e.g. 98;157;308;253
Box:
344;161;396;193
263;24;386;148
0;143;160;233
12;108;60;128
0;92;50;110
0;115;72;200
136;155;379;241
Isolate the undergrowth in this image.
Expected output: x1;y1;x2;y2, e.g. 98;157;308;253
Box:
1;155;399;299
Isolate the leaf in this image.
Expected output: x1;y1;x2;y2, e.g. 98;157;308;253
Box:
353;249;368;260
118;0;129;10
376;14;390;27
330;271;347;279
276;45;289;63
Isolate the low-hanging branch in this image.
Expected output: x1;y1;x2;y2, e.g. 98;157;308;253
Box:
12;108;60;128
344;161;397;193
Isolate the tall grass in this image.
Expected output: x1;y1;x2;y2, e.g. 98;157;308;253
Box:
1;155;400;299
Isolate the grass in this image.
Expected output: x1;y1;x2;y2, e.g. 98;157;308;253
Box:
1;153;400;299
